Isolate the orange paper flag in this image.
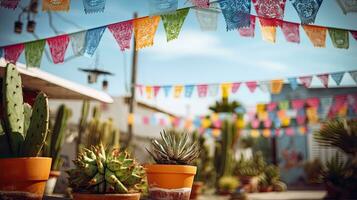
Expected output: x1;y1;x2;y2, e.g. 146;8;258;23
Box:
146;86;153;99
133;16;160;50
270;79;284;94
42;0;70;11
260;26;276;43
263;129;271;138
174;85;184;98
303;25;327;48
251;129;260;138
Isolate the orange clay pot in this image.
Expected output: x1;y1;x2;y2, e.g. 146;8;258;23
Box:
0;157;51;199
73;193;141;200
145;164;197;200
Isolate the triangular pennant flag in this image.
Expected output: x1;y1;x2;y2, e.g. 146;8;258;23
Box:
197;84;208;97
306;107;319;124
70;31;86;56
148;0;178;15
246;81;258;93
47;34;70;64
221;83;232;98
320;97;333;118
288;77;299;90
259;17;278;27
42;0;70;11
231;82;241;93
270;79;284;94
4;43;24;63
264;119;272;128
83;0;106;14
303;25;327;48
252;0;287;19
185;85;195;98
279;100;290;110
108;20;133;51
25;40;46;68
306;97;320;108
251;129;260;138
257;104;266;114
136;85;144;96
208;84;219;96
285;127;295;136
262;129;271;138
336;0;357;14
251;119;260;129
296;114;306;125
195;4;220;31
133;16;160;50
84;26;106;57
219;0;251;31
267;102;278;111
238;15;256;37
161;8;190;42
174;85;184;98
260;23;277;43
290;0;323;24
331;72;344;85
191;0;209;8
317;74;329;88
163;85;172;97
299;76;313;88
259;81;271;93
153;86;161;97
328;28;349;49
280;21;300;43
351;31;357;40
350;71;357;84
146;86;153;99
1;0;20;9
292;99;305;110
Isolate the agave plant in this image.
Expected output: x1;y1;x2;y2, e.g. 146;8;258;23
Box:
146;129;199;165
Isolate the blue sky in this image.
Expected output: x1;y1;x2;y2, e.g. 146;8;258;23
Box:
0;0;356;116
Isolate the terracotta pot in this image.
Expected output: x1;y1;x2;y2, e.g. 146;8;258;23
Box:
45;171;61;195
73;193;141;200
0;157;51;200
145;164;197;200
238;176;258;193
259;186;273;193
190;181;203;200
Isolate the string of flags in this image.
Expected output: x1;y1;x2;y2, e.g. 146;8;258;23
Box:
136;70;357;99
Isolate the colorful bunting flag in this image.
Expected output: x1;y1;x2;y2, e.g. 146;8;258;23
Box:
260;24;276;43
303;25;327;48
231;82;241;93
252;0;287;19
331;72;344;85
251;119;260;128
351;31;357;40
336;0;357;14
279;100;290;110
280;21;300;43
221;83;232;98
259;81;271;92
317;74;329;88
137;85;144;96
251;129;260;138
197;84;208;97
267;102;278;111
161;8;190;42
299;76;313;88
4;44;24;63
271;79;284;94
191;0;209;8
185;85;195;98
306;107;319;124
42;0;70;11
133;16;160;50
350;71;357;84
246;81;258;93
262;129;271;138
208;84;219;96
290;0;323;24
174;85;184;98
264;119;272;128
83;0;106;14
25;40;46;68
163;85;172;97
292;99;305;110
195;4;220;31
0;0;20;9
70;31;86;56
257;104;266;113
238;15;256;37
306;97;320;108
84;26;106;57
285;127;294;136
288;77;299;90
296;114;306;125
219;0;251;31
320;97;333;118
328;28;349;49
153;86;161;97
148;0;178;15
108;20;133;51
47;35;70;64
146;86;153;99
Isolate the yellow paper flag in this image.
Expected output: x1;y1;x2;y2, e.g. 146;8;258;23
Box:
270;80;284;94
127;113;135;125
256;104;266;113
251;129;260;138
146;86;153;99
306;107;319;124
42;0;70;11
258;111;268;121
174;85;184;98
281;117;291;126
212;129;221;138
221;83;232;98
263;129;271;138
261;26;276;43
202;118;211;128
303;25;327;48
134;16;160;50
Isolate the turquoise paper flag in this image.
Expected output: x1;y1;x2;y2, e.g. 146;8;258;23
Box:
161;8;190;41
83;0;106;14
331;72;344;85
350;71;357;84
288;77;299;90
163;86;172;97
185;85;195;98
149;0;178;15
84;26;106;57
25;40;46;68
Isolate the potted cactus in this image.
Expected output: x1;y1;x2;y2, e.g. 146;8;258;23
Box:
43;104;72;195
217;176;240;195
146;130;200;200
0;63;51;199
68;144;146;200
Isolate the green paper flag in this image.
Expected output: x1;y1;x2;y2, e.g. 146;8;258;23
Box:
328;28;349;49
25;40;46;67
161;8;190;42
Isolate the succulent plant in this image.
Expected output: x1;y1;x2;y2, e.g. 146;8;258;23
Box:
234;152;266;177
218;176;240;193
147;129;199;165
0;63;49;158
68;144;145;194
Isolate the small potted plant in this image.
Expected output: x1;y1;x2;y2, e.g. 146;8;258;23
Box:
217;176;240;195
0;63;51;199
67;144;145;200
145;130;200;200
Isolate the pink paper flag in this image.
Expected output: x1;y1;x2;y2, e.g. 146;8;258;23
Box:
4;43;24;63
231;82;241;93
285;127;294;136
142;116;150;125
251;118;260;129
296;115;306;125
317;74;329;88
280;21;300;43
191;0;209;8
299;76;313;88
274;128;281;137
136;85;144;96
351;31;357;41
153;86;161;97
197;84;208;97
47;35;70;64
246;81;258;93
306;97;320;108
238;15;256;37
267;102;278;111
108;20;133;51
292;99;305;110
1;0;20;9
264;119;272;128
252;0;287;19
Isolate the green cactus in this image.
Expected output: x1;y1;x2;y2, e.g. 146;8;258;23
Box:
77;100;90;154
68;144;145;194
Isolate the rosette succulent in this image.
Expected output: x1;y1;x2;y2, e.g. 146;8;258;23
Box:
68;144;145;194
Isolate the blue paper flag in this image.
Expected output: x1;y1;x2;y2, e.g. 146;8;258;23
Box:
83;0;106;14
290;0;323;24
219;0;251;31
84;26;106;57
193;117;201;128
185;85;195;98
288;77;299;90
163;85;172;97
148;0;178;15
331;72;344;85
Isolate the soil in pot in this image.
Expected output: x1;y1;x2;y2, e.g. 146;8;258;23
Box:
73;193;141;200
45;171;61;195
189;182;203;200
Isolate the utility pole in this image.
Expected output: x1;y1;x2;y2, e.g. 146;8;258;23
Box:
126;12;138;148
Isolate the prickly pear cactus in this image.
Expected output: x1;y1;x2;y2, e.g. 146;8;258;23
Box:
68;144;145;194
23;103;32;136
21;92;49;157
